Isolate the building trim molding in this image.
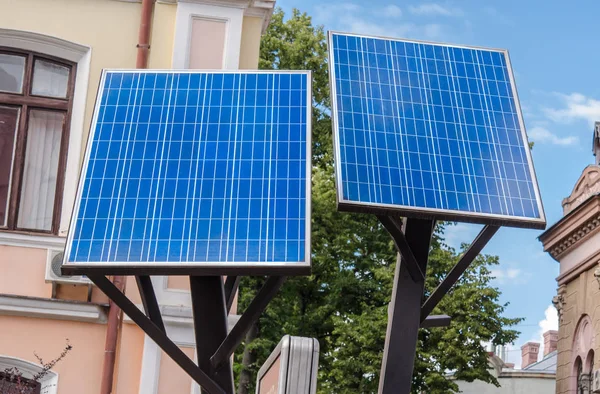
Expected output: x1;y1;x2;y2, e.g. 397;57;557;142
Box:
557;248;600;285
138;335;161;394
548;213;600;259
540;196;600;260
0;294;107;323
0;231;65;249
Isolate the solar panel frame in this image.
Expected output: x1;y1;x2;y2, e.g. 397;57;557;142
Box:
328;31;546;229
62;69;313;276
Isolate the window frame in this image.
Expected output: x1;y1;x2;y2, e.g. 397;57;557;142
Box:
0;47;77;235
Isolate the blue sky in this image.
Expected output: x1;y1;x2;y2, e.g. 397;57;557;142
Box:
275;0;600;367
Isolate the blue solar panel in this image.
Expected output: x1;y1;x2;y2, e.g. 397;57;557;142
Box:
63;70;311;273
328;32;545;228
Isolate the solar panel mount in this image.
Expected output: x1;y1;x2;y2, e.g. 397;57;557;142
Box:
62;69;312;275
328;31;545;229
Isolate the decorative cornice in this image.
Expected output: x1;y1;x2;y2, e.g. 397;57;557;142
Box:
0;294;107;323
540;195;600;261
0;231;65;249
548;212;600;259
0;28;89;62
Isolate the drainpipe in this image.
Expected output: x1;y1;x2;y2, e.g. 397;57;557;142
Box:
99;1;154;393
100;275;126;394
136;0;154;69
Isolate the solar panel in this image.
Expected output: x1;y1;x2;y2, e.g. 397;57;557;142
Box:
63;70;312;275
328;32;545;228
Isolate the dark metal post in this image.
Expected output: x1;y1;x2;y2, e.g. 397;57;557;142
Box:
136;275;165;332
378;218;434;394
190;276;234;394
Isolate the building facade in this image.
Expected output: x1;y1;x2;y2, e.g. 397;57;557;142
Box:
540;123;600;394
453;331;557;394
0;0;274;392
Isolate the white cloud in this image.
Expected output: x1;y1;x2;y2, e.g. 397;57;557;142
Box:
527;125;579;146
539;305;558;333
489;267;527;285
543;92;600;126
408;3;463;17
379;4;403;18
312;3;451;40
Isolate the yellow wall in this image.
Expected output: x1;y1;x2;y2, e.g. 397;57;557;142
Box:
0;0;176;163
239;16;263;70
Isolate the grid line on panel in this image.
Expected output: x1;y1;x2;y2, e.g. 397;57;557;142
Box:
329;32;543;224
67;71;309;265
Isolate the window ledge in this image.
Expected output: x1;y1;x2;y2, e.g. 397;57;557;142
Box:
0;231;65;249
0;293;107;323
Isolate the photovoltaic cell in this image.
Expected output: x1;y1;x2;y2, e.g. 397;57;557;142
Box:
328;32;545;228
63;70;311;272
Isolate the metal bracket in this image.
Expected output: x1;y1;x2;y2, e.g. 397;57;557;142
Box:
378;218;435;394
378;215;424;282
136;275;165;332
420;314;451;328
211;276;286;370
420;225;499;322
377;219;499;394
89;273;285;394
88;274;226;394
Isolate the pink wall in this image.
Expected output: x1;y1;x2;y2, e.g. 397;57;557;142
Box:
157;346;196;393
114;324;145;393
0;315;106;392
0;245;52;298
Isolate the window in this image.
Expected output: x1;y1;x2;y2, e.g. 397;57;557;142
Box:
0;370;41;394
0;48;75;234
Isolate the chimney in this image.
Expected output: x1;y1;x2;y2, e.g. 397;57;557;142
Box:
543;330;559;356
521;342;540;368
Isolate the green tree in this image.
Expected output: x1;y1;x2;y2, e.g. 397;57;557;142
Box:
234;7;523;394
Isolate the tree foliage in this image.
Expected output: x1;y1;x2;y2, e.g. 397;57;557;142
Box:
234;8;523;394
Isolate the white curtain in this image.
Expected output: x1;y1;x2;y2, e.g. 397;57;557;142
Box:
17;110;63;230
31;60;69;98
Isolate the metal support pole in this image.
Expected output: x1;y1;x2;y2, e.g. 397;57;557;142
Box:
378;218;434;394
190;276;235;394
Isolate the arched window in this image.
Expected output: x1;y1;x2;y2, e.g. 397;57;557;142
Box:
0;47;76;233
0;355;58;394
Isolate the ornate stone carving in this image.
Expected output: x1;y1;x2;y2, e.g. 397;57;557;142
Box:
594;121;600;166
552;285;567;323
562;166;600;215
548;214;600;259
579;373;591;393
594;263;600;290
